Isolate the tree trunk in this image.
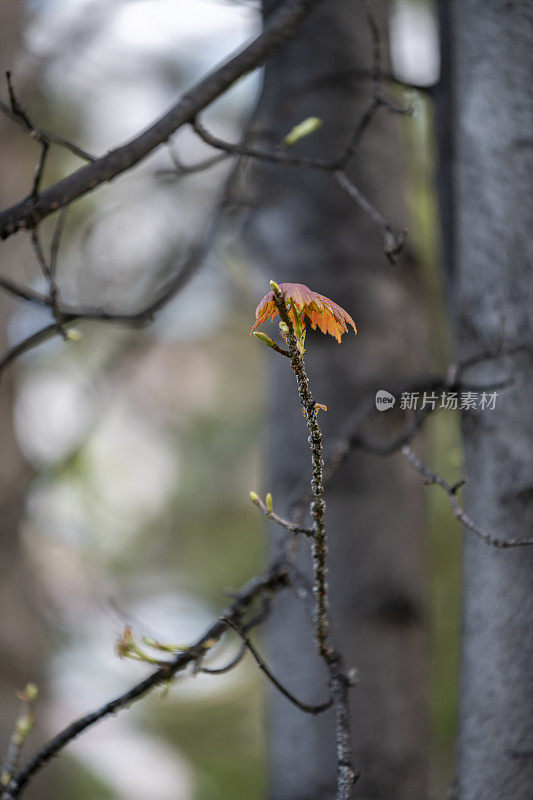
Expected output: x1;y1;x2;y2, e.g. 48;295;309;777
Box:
0;10;62;799
450;2;533;799
244;2;429;797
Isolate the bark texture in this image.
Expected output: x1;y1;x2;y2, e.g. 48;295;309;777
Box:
245;2;429;797
451;2;533;798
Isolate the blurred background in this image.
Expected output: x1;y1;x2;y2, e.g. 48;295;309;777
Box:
0;2;461;798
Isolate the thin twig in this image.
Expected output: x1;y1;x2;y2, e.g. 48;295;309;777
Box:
201;644;247;675
401;445;533;548
0;323;68;376
49;208;68;279
223;619;333;715
334;171;406;261
30;228;66;339
0;277;50;308
250;493;313;536
0;80;95;162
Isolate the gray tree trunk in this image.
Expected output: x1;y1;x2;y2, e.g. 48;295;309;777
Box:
450;3;533;799
0;10;63;800
244;2;430;797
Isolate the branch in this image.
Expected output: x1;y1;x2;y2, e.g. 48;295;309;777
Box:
200;643;247;675
0;0;325;240
0;80;95;163
334;171;406;262
0;323;68;376
3;561;289;800
193;104;408;260
0;154;241;375
401;445;533;549
270;283;357;799
250;491;313;536
156;146;229;178
223;619;333;715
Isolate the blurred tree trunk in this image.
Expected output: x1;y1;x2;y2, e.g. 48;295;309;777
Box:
244;1;430;797
0;9;57;799
0;0;33;729
449;2;533;798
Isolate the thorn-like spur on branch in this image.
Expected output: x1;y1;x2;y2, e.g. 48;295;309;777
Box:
4;561;289;799
250;491;313;536
0;0;326;240
223;619;333;715
401;445;533;549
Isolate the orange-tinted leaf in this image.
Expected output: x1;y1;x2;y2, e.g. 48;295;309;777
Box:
251;282;356;343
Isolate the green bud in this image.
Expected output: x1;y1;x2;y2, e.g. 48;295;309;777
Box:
284;116;323;146
265;493;273;512
249;491;260;504
269;280;281;294
24;683;38;702
253;332;275;348
279;321;289;334
15;713;34;739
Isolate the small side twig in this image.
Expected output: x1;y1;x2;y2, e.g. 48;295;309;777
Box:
250;492;313;537
401;445;533;549
157;144;229;178
30;228;65;336
1;73;94;163
223;619;333;715
334;171;406;261
201;643;247;675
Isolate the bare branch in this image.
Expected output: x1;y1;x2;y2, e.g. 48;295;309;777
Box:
157;152;229;178
200;644;247;675
334;171;406;261
0;83;95;163
0;154;242;375
223;619;333;715
0;277;50;308
0;323;67;376
4;561;289;799
193;118;335;171
0;0;326;240
250;492;313;536
401;445;533;549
